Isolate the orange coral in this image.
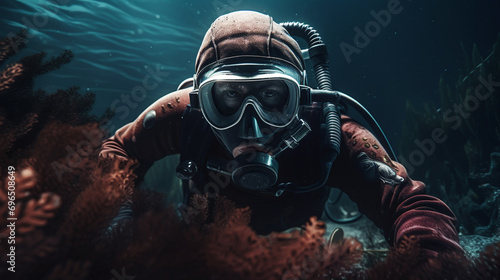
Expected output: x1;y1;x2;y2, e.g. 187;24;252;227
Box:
109;195;365;280
0;29;27;66
45;260;91;280
0;168;60;243
0;63;23;91
60;159;135;244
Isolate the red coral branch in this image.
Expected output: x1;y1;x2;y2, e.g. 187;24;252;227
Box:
0;63;24;92
60;159;135;244
0;29;27;66
16;192;60;235
46;259;91;280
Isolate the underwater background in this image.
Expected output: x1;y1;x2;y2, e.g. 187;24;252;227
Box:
1;0;500;279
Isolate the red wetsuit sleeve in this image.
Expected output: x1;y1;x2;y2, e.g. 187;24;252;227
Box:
328;116;463;257
99;88;190;177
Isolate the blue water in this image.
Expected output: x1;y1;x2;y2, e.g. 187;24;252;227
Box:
1;0;499;139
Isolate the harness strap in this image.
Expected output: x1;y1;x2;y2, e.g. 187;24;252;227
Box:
176;105;214;202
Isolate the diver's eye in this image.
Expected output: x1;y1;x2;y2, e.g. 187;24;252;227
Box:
261;90;276;98
258;87;287;110
225;90;239;98
221;90;244;108
212;84;245;115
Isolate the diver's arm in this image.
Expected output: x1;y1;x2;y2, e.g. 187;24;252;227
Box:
328;115;463;257
99;88;190;177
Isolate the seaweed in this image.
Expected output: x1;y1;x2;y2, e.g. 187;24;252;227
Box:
400;35;500;236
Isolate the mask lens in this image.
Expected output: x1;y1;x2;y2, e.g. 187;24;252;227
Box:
212;80;289;117
256;81;289;111
197;59;303;130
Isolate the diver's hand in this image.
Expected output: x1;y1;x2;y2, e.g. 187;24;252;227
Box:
356;152;404;186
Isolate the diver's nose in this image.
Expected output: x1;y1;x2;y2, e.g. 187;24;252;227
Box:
239;115;264;139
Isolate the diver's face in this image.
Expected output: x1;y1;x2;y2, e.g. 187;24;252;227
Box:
211;81;290;158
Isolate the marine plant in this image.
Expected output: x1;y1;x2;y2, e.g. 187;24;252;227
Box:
400;36;500;237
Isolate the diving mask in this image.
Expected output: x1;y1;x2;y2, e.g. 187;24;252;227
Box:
195;57;305;131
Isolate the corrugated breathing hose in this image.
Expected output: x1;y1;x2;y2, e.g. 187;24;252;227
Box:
280;22;341;192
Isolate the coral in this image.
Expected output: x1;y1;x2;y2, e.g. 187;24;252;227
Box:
0;29;27;66
60;159;135;245
471;241;500;279
45;260;91;280
364;236;425;280
0;30;119;278
0;31;113;167
0;63;24;92
107;195;366;280
0;168;60;242
102;195;500;280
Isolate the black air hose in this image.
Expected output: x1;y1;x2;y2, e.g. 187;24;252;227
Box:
280;22;341;192
280;22;334;90
311;90;399;161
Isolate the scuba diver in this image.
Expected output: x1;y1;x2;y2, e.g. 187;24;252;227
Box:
99;10;463;257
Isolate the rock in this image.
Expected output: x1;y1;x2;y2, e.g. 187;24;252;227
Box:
459;234;500;259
